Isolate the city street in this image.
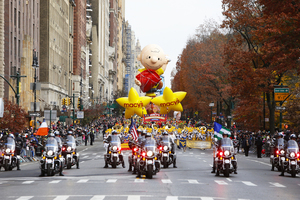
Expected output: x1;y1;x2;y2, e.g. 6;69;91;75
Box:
0;139;299;200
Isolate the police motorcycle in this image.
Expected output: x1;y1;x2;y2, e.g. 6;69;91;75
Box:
128;138;140;173
158;132;176;168
1;134;17;171
104;133;125;168
40;133;64;176
62;134;79;169
271;136;285;171
280;135;300;177
215;137;237;177
136;133;160;179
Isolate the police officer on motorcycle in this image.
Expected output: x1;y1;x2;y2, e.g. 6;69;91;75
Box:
104;130;125;168
50;132;64;176
213;132;237;174
279;134;296;176
160;131;177;168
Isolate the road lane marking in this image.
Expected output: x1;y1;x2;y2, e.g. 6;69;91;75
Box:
134;179;144;183
77;179;89;183
214;180;228;185
16;197;33;200
82;156;89;159
203;160;207;162
106;179;117;183
22;181;34;184
49;180;61;184
188;180;199;184
201;153;205;154
90;195;105;200
269;182;286;187
53;196;69;200
200;198;214;200
80;161;85;163
92;153;97;155
189;152;193;154
242;181;257;186
226;178;232;182
162;179;172;183
127;195;140;200
166;196;178;200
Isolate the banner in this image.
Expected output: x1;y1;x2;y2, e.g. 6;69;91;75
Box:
175;140;211;149
143;113;167;122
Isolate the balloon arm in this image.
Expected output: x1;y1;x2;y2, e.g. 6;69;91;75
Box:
135;78;141;86
161;64;167;72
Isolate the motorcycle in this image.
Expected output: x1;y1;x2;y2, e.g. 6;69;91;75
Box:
104;135;124;168
1;137;17;171
137;137;160;179
40;137;63;176
128;141;140;173
282;140;300;177
62;135;79;169
215;138;237;177
158;135;175;168
270;138;285;171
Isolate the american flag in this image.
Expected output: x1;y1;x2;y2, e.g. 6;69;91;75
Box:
129;117;138;142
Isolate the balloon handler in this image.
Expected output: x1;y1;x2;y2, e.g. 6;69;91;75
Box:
135;44;170;97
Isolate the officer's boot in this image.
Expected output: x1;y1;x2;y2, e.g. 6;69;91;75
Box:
136;170;141;178
215;169;220;176
76;159;80;169
59;166;64;176
122;161;125;168
173;158;177;168
211;160;216;173
104;161;108;168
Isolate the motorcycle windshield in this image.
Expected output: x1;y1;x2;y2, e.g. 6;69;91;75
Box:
161;136;171;147
66;135;76;149
110;135;121;147
220;138;234;154
5;138;15;151
45;138;58;152
277;138;285;149
287;140;299;153
144;138;156;152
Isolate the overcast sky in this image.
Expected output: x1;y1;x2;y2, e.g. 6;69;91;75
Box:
125;0;224;88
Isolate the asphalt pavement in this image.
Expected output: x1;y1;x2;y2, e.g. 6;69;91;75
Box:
0;138;300;200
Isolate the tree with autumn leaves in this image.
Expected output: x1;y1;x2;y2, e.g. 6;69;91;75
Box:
172;0;300;133
0;99;27;132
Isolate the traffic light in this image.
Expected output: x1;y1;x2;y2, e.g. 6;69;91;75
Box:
67;97;70;106
69;97;72;106
62;98;65;105
77;97;81;109
64;98;68;105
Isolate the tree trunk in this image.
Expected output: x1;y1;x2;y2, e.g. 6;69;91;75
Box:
266;92;276;135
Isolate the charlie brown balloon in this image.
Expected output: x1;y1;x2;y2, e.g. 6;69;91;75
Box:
135;44;170;97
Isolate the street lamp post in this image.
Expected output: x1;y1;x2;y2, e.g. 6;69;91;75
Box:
209;102;214;124
32;49;39;130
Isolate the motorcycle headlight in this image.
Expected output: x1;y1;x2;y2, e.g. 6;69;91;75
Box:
112;146;117;151
280;150;285;154
163;146;168;151
47;150;54;156
147;151;153;157
290;152;295;158
5;148;10;153
67;147;72;151
224;150;230;156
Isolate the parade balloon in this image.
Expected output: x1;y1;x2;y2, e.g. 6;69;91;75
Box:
135;44;170;97
151;87;186;114
116;87;151;119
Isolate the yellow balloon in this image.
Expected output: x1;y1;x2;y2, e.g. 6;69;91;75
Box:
151;87;187;114
116;87;151;119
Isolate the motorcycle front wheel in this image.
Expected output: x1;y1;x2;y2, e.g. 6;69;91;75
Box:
4;160;9;171
146;165;153;179
291;165;296;177
224;164;230;177
47;164;52;176
112;157;117;168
